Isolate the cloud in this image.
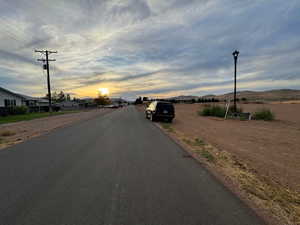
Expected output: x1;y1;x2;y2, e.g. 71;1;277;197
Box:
0;0;299;99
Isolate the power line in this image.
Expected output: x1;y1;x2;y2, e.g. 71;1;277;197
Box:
35;49;57;112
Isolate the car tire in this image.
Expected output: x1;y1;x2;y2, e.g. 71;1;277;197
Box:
150;114;155;122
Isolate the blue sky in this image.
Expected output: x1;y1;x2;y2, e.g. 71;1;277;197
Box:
0;0;299;99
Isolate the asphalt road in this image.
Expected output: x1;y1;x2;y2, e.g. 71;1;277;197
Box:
0;106;264;225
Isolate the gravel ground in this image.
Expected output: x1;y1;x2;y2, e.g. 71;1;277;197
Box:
0;108;114;150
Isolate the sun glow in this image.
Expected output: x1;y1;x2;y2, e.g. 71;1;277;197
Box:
98;88;109;96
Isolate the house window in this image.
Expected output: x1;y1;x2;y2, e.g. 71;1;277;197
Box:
4;99;16;107
4;99;9;107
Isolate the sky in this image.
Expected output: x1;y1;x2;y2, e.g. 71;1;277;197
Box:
0;0;299;100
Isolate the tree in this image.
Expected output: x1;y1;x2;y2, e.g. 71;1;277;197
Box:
66;94;71;101
94;95;110;105
57;91;66;102
135;96;143;104
142;97;148;102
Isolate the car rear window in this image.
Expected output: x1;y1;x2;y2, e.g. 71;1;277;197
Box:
157;103;174;111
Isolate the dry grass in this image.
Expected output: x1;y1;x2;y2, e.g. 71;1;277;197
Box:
167;127;300;225
0;130;16;137
160;123;175;133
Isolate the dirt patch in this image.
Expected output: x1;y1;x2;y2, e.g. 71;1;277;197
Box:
0;108;114;150
173;103;300;191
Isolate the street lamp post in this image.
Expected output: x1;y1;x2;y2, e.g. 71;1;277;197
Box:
232;50;239;113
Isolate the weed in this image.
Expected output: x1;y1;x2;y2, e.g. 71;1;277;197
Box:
201;150;215;162
161;123;174;132
183;138;205;147
252;108;275;121
0;130;16;137
194;138;205;146
183;138;192;145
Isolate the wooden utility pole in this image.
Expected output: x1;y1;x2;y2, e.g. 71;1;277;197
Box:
35;50;57;112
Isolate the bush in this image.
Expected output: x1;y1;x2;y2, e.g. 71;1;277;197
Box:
199;105;243;118
200;105;226;118
15;106;28;115
9;106;28;115
229;105;243;114
252;108;275;121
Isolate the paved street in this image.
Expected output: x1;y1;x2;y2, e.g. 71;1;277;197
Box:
0;106;264;225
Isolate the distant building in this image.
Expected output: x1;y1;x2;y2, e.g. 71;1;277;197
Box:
54;101;79;110
110;97;127;105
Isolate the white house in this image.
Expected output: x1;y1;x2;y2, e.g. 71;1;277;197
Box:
0;86;50;115
0;86;24;108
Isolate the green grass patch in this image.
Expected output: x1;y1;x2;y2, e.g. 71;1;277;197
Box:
252;108;275;121
0;111;80;125
161;123;175;132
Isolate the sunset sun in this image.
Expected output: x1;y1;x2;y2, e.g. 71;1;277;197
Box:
98;88;109;96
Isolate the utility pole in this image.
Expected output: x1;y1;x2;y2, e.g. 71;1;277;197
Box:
232;50;239;113
35;50;57;112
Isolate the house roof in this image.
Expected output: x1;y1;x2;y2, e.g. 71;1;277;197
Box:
0;86;24;99
0;86;48;103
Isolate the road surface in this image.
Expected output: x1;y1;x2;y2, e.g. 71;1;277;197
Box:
0;106;264;225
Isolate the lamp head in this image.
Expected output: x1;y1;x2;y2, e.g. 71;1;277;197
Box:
232;50;239;58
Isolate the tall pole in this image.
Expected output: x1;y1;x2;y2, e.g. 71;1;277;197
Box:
45;50;52;111
232;50;239;113
35;50;57;112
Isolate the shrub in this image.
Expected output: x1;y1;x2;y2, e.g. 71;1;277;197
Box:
229;105;243;114
8;106;28;115
199;104;243;118
200;105;226;118
15;106;28;115
252;108;275;121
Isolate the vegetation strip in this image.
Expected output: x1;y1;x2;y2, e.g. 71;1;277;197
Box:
159;123;300;225
0;111;80;125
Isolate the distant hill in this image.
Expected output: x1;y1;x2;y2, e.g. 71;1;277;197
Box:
214;89;300;101
168;95;199;101
168;89;300;102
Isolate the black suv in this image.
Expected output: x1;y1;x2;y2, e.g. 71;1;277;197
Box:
145;101;175;122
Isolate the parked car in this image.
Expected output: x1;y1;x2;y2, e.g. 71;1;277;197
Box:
104;104;119;108
145;101;175;122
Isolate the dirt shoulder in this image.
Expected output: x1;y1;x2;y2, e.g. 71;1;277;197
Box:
136;103;300;225
0;108;113;150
